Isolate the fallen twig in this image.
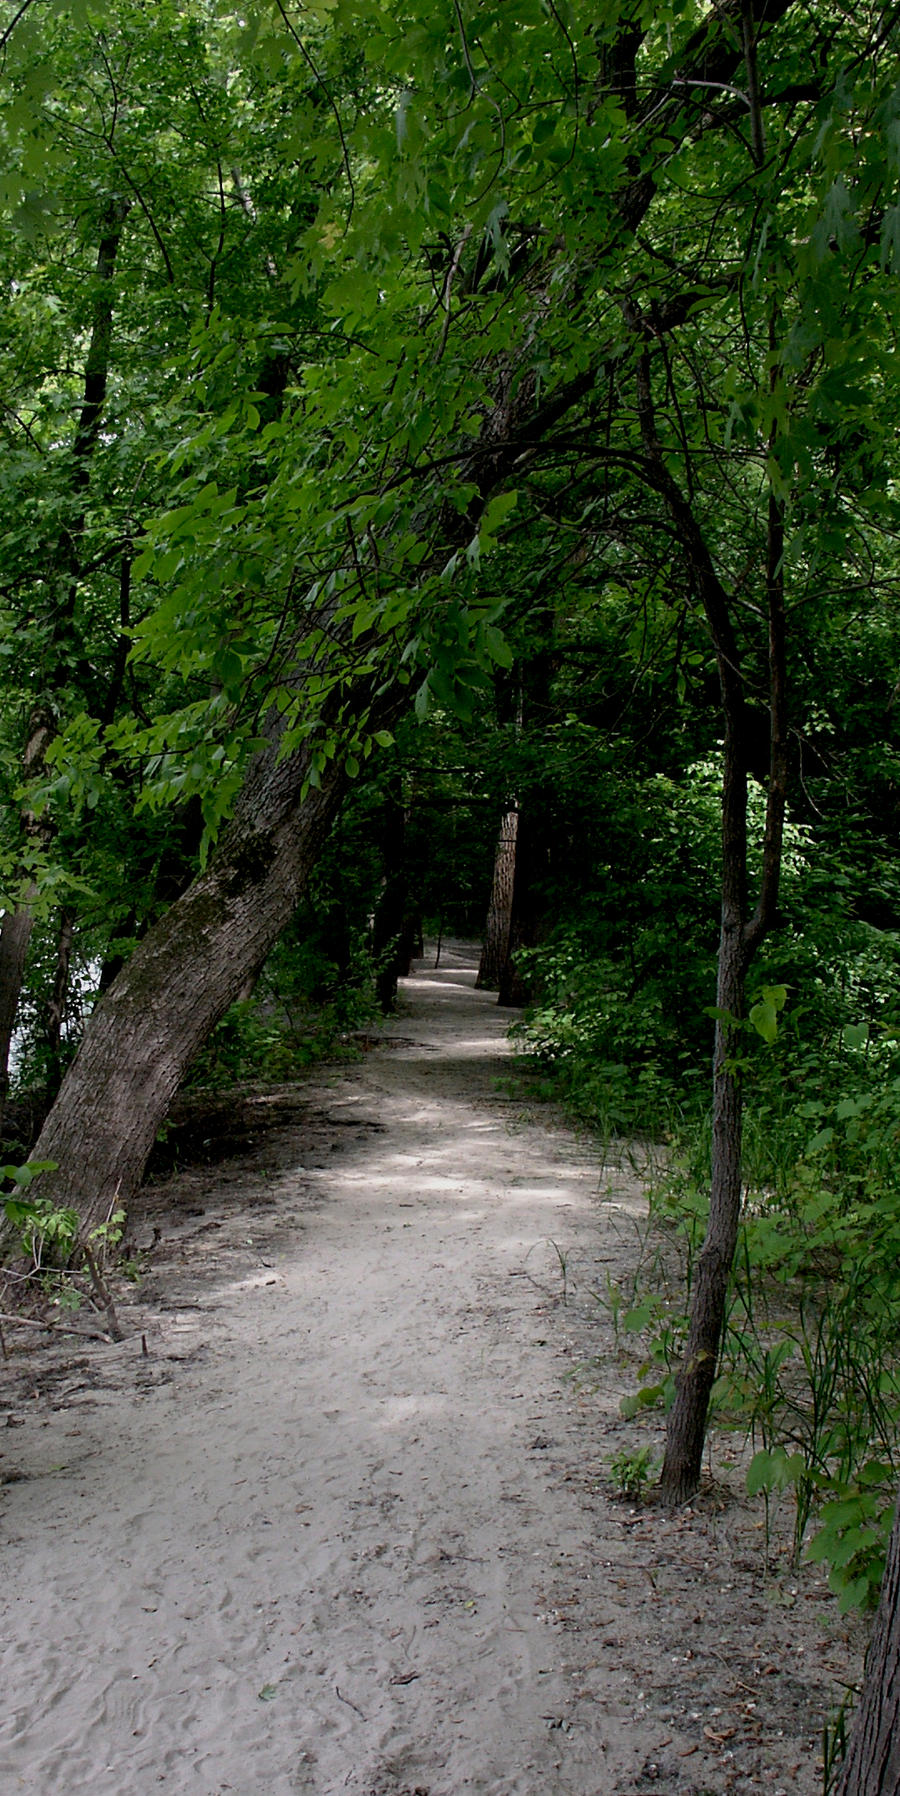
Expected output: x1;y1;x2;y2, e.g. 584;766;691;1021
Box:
0;1309;112;1343
335;1684;367;1720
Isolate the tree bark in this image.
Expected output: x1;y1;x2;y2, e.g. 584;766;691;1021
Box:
497;809;540;1008
659;884;751;1503
0;899;36;1138
44;906;76;1104
27;732;348;1233
658;486;786;1499
372;774;417;1013
624;323;788;1505
834;1492;900;1796
476;806;518;990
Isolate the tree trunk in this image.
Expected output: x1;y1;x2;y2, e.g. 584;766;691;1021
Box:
630;323;787;1504
27;734;347;1233
372;774;416;1013
0;898;36;1138
498;809;540;1008
476;806;518;990
659;920;749;1502
658;484;787;1502
834;1492;900;1796
19;226;591;1230
44;906;76;1104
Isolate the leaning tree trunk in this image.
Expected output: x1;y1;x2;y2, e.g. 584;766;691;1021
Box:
834;1490;900;1796
23;277;580;1231
28;734;348;1233
476;806;518;990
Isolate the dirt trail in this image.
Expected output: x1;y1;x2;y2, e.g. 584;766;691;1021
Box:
0;946;860;1795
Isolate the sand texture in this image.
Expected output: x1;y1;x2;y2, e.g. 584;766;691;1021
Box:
0;945;861;1794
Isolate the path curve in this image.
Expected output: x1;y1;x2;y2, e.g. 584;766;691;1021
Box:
0;945;853;1795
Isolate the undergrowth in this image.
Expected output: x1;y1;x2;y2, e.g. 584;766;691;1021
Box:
512;855;900;1617
1;1156;130;1345
184;933;380;1089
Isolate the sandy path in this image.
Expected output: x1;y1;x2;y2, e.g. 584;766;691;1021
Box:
0;947;859;1795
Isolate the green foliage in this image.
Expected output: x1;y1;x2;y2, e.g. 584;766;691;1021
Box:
513;762;725;1135
746;1445;806;1501
822;1689;855;1796
3;1156;131;1329
186;973;375;1086
513;752;900;1609
607;1445;660;1503
748;986;788;1048
651;998;900;1603
618;1286;683;1422
805;1466;895;1613
2;1159;73;1267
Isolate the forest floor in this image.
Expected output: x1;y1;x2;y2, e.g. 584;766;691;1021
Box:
0;943;864;1796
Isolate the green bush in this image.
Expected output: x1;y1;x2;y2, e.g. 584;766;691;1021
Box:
512;764;900;1610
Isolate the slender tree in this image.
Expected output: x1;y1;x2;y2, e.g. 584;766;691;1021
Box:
476;807;518;991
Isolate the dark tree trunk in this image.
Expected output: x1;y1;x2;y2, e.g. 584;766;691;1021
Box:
27;734;348;1233
0;899;36;1137
659;476;787;1502
476;806;518;990
372;775;416;1013
625;322;788;1505
44;906;76;1104
659;863;751;1502
660;20;793;1506
834;1492;900;1796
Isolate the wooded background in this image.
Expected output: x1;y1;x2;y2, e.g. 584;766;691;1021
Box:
2;4;900;1785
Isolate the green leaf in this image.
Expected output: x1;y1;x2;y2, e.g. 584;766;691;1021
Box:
484;624;513;668
749;998;778;1045
747;1447;803;1497
747;1449;775;1497
479;489;519;540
